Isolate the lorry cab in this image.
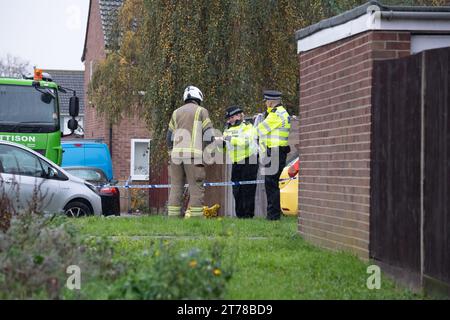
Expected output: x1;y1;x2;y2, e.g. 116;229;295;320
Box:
0;69;80;165
61;140;114;181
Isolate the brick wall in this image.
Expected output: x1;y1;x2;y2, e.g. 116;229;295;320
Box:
298;31;411;259
111;115;151;213
84;0;107;141
111;116;150;181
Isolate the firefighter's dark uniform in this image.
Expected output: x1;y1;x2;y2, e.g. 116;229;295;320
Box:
166;101;213;217
257;91;291;220
222;106;258;218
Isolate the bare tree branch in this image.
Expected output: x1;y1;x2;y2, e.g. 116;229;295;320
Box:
0;54;31;78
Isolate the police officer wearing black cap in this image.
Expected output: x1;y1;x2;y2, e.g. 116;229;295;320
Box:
217;106;258;218
257;90;291;220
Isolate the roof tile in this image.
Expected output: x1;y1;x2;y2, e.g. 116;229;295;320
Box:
99;0;123;48
44;70;85;115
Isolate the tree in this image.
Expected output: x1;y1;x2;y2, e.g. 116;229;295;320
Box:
0;54;30;78
89;0;448;164
89;0;323;163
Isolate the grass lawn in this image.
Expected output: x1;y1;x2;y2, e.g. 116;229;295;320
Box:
71;215;421;300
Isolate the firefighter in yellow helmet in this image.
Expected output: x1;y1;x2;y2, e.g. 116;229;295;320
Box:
217;106;258;218
166;86;213;218
257;90;291;221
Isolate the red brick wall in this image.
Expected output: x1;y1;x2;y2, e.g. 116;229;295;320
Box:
111;116;150;181
298;31;411;259
110;116;152;214
84;0;107;141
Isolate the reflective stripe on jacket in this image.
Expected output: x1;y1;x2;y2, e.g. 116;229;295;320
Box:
168;103;213;159
257;105;291;149
222;121;258;163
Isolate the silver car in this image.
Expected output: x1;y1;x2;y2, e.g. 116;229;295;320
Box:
0;141;102;217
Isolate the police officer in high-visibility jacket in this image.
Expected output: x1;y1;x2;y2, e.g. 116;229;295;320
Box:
219;106;258;219
257;90;291;221
166;85;213;218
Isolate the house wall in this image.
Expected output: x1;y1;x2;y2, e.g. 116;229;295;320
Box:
111;116;150;181
84;0;155;213
110;116;151;214
84;0;107;142
298;31;411;258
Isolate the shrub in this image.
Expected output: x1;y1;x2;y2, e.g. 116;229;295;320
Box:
112;241;233;300
129;189;150;214
0;184;13;232
1;181;233;300
0;211;124;299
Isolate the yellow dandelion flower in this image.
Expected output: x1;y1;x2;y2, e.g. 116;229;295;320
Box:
189;260;198;268
213;268;222;276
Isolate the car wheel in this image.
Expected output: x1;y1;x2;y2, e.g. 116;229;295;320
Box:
64;201;92;218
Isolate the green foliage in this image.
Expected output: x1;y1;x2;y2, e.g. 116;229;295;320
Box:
0;212;123;299
0;211;233;300
110;240;233;300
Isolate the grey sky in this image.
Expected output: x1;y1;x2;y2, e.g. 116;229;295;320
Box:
0;0;89;71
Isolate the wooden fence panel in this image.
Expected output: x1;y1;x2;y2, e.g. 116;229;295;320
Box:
424;48;450;285
371;47;450;293
148;165;168;214
370;54;422;274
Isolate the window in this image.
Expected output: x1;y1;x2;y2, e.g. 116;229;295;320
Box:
130;139;150;181
38;157;68;181
64;168;107;183
0;145;43;177
0;85;59;133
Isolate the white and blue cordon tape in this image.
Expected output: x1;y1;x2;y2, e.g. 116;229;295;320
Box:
117;177;298;189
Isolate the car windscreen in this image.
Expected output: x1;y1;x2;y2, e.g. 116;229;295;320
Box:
0;84;59;132
65;168;108;183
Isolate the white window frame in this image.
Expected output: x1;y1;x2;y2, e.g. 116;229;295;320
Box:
130;139;151;181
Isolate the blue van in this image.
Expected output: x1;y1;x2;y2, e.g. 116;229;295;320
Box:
61;140;114;181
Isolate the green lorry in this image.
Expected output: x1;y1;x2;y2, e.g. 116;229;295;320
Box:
0;70;79;165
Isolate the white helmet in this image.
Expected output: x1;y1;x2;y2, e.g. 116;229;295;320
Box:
183;85;203;102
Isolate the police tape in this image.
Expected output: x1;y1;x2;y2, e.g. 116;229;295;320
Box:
116;176;298;189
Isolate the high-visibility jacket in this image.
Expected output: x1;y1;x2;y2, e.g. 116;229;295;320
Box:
222;120;258;163
257;105;291;149
167;102;213;159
